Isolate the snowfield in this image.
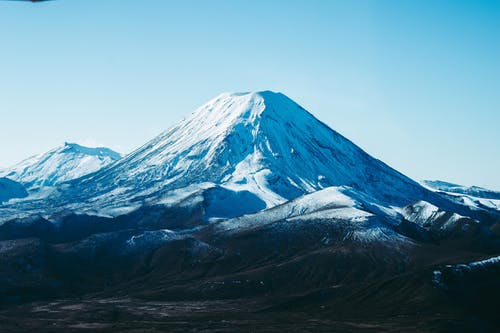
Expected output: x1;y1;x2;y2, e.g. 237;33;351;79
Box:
0;142;121;190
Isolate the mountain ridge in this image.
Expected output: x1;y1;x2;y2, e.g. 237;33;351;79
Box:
423;179;500;200
0;142;121;190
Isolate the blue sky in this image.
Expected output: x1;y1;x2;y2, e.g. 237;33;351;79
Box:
0;0;499;189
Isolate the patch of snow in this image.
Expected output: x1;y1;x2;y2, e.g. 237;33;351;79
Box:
452;255;500;271
402;200;474;231
422;180;500;200
213;186;369;233
343;226;408;244
434;255;500;289
126;229;181;248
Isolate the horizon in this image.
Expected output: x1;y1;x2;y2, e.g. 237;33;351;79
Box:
1;1;499;190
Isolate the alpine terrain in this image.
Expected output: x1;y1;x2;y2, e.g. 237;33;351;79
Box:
0;91;499;332
0;178;27;203
0;142;121;191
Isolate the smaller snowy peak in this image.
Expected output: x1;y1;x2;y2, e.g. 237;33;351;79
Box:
422;180;500;200
0;143;122;190
0;178;28;203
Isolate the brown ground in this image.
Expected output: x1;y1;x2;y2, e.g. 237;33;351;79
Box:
0;297;485;333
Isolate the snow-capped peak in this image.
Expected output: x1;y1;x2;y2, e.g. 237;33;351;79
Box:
0;142;122;190
69;91;430;213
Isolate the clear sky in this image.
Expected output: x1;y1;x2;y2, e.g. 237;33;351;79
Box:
0;0;499;189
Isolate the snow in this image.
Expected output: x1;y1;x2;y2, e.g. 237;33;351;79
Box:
401;200;474;232
476;198;500;211
462;255;500;269
0;142;121;190
288;207;371;222
432;270;445;288
155;183;215;206
213;186;371;233
0;91;444;229
0;91;495;255
342;226;408;244
126;229;181;248
422;180;500;200
3;91;493;238
402;201;441;225
211;185;409;247
422;180;500;213
462;256;500;268
0;177;28;203
434;255;500;288
62;91;430;219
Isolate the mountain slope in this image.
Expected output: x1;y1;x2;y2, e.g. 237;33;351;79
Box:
423;180;500;200
0;178;28;203
0;143;121;190
0;92;499;332
422;180;500;214
68;91;431;214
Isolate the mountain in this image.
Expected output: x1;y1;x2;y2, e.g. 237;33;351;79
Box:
0;143;121;190
0;92;499;332
0;178;28;203
63;91;433;219
423;180;500;200
422;180;500;213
